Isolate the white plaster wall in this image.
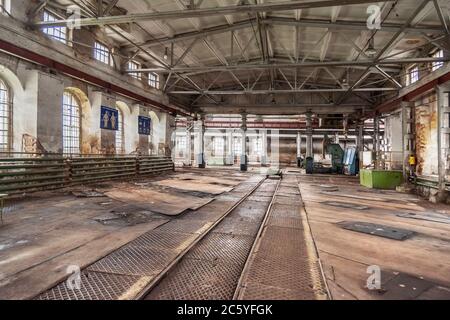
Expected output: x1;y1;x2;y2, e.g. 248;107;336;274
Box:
0;63;38;153
384;111;403;170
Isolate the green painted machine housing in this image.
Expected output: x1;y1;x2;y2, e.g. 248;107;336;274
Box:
360;169;403;189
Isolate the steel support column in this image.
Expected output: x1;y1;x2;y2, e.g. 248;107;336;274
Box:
402;101;415;182
185;120;193;166
241;114;248;171
261;130;268;167
297;131;302;167
436;85;450;192
225;130;234;165
306;113;313;158
196;115;206;168
356;120;364;169
373;115;380;169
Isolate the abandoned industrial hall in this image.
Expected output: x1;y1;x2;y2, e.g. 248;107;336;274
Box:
0;0;449;304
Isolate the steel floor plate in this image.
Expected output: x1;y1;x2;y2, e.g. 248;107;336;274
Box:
35;271;142;300
156;219;211;234
267;216;303;229
338;221;415;240
146;258;244;300
186;232;254;265
212;218;261;236
321;201;370;210
238;282;317;300
128;230;197;251
87;246;177;276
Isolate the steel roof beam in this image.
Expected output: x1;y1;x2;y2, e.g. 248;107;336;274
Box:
36;0;396;28
126;57;449;73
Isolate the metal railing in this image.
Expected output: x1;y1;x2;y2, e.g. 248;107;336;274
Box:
0;154;174;196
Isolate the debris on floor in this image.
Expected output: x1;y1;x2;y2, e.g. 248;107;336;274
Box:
337;221;415;241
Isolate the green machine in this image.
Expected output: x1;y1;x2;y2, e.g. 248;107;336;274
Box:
305;141;359;176
305;143;344;174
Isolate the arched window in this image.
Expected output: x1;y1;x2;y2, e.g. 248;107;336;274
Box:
0;78;12;152
115;109;124;154
62;92;81;155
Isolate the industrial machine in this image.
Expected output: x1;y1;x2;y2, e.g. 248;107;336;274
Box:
305;144;359;176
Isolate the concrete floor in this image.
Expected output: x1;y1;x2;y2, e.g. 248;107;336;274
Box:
0;168;449;300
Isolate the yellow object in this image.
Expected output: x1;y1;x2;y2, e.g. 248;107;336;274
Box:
408;155;416;166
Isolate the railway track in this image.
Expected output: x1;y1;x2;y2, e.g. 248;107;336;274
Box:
35;175;276;300
143;176;281;300
36;172;327;300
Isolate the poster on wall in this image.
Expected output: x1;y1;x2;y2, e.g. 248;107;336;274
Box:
138;116;151;135
100;106;119;131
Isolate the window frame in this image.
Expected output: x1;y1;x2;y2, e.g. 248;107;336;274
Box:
406;65;419;85
148;72;160;89
0;0;11;15
62;92;81;155
233;137;241;156
128;60;142;80
0;78;12;152
94;41;113;66
176;135;186;157
115;108;124;155
432;50;444;72
212;136;224;157
42;10;68;44
253;137;262;156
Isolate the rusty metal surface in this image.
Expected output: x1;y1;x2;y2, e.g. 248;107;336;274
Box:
146;258;243;300
87;246;178;277
35;271;142;300
235;176;329;301
127;230;197;251
186;232;254;265
212;218;261;236
155;218;211;234
338;221;415;240
321;201;370;210
145;180;275;300
268;216;303;229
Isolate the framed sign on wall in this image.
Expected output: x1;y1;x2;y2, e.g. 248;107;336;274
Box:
100;106;119;131
138;116;151;135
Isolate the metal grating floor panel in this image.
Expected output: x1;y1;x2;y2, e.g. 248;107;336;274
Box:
186;232;254;265
87;246;177;277
271;204;302;218
146;258;244;300
238;282;316;300
267;216;303;229
156;219;212;234
212;218;261;236
35;271;142;300
128;230;197;251
274;195;301;205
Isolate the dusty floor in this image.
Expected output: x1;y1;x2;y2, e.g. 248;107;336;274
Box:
0;167;449;300
297;172;450;300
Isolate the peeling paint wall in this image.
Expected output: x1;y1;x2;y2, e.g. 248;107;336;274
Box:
384;111;403;170
0;52;174;157
415;94;439;177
